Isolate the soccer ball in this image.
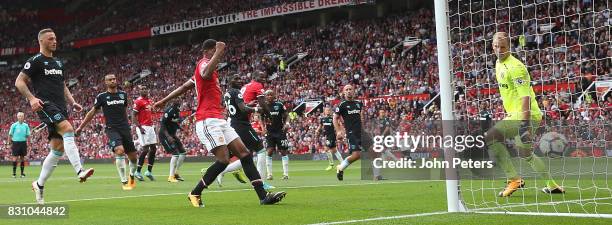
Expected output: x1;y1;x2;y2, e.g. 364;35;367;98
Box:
538;132;568;157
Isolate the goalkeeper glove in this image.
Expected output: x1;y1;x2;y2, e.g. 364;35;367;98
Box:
515;121;532;151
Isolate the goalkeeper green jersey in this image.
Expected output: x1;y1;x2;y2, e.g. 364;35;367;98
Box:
495;54;542;120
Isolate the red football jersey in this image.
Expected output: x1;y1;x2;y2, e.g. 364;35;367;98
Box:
192;56;224;121
133;96;153;126
252;120;263;135
240;80;264;105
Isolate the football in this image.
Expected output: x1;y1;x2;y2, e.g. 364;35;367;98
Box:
539;132;569;157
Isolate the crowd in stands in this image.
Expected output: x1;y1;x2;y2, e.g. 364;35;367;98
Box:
1;0;306;48
0;0;609;161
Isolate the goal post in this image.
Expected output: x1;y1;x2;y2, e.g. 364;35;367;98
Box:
434;0;466;213
436;0;611;217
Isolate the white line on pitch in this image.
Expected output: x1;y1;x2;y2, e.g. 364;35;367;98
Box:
13;180;439;205
0;168;351;183
306;211;450;225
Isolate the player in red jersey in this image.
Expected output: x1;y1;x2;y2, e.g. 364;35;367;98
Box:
131;85;158;181
154;39;285;207
239;71;270;179
240;71;266;105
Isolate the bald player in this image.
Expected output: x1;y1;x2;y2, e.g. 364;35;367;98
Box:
15;28;94;204
333;85;365;181
8;112;31;178
486;32;564;197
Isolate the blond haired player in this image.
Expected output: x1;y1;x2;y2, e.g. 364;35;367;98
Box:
486;32;564;197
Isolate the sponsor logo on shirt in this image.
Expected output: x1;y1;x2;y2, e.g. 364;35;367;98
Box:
347;109;360;114
107;100;126;105
44;69;63;76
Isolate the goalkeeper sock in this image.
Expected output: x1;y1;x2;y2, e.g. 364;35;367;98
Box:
37;149;63;187
524;154;558;188
334;151;344;161
12;161;17;175
115;156;127;183
488;141;519;179
326;152;334;165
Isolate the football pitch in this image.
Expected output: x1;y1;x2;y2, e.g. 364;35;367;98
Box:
0;160;610;225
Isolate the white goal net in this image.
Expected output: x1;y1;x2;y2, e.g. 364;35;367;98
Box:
439;0;611;217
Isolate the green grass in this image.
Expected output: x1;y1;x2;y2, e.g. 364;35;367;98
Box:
0;160;610;224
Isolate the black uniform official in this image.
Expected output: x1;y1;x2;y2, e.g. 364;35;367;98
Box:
335;100;363;153
159;104;186;154
320;116;336;148
21;53;68;140
265;101;288;150
224;88;264;152
94;91;136;153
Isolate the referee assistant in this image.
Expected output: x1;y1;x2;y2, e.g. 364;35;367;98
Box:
8;112;30;178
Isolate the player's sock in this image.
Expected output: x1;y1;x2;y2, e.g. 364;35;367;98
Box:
373;165;381;178
256;149;266;177
524;153;558;187
170;155;178;176
37;149;63;187
488;141;519;179
128;158;138;176
266;156;273;177
239;154;267;200
191;161;228;195
281;155;289;176
334;151;344;161
12;161;17;175
147;146;156;172
383;150;399;161
176;153;186;172
115;156;127;183
222;160;243;175
326;152;334;165
137;149;148;173
62;132;83;173
338;159;350;171
20;161;25;175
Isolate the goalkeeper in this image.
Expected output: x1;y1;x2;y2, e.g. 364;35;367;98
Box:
486;32;565;197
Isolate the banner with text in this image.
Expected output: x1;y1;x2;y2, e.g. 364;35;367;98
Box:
151;0;357;36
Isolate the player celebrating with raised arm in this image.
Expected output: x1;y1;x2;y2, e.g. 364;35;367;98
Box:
132;85;158;181
15;28;94;204
153;39;285;207
158;101;187;182
76;74;139;190
263;90;290;180
486;32;564;197
333;84;365;181
317;107;343;171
